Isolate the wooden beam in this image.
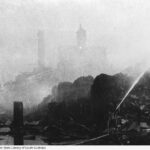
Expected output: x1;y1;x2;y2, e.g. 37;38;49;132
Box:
13;101;24;145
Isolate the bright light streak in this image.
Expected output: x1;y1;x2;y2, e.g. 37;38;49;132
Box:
116;67;148;111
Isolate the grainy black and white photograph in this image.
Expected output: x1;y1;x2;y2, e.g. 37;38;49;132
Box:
0;0;150;146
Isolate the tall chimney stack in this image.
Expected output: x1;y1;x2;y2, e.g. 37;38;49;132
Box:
37;30;45;68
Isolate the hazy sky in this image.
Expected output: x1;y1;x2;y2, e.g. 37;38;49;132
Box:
0;0;150;82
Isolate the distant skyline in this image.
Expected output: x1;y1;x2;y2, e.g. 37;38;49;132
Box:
0;0;150;83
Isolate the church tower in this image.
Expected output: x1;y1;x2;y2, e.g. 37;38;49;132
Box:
37;30;45;68
76;24;87;49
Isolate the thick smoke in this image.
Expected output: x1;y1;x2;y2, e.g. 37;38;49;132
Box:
0;0;150;110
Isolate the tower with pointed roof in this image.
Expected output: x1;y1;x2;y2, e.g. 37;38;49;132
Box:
76;24;87;49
